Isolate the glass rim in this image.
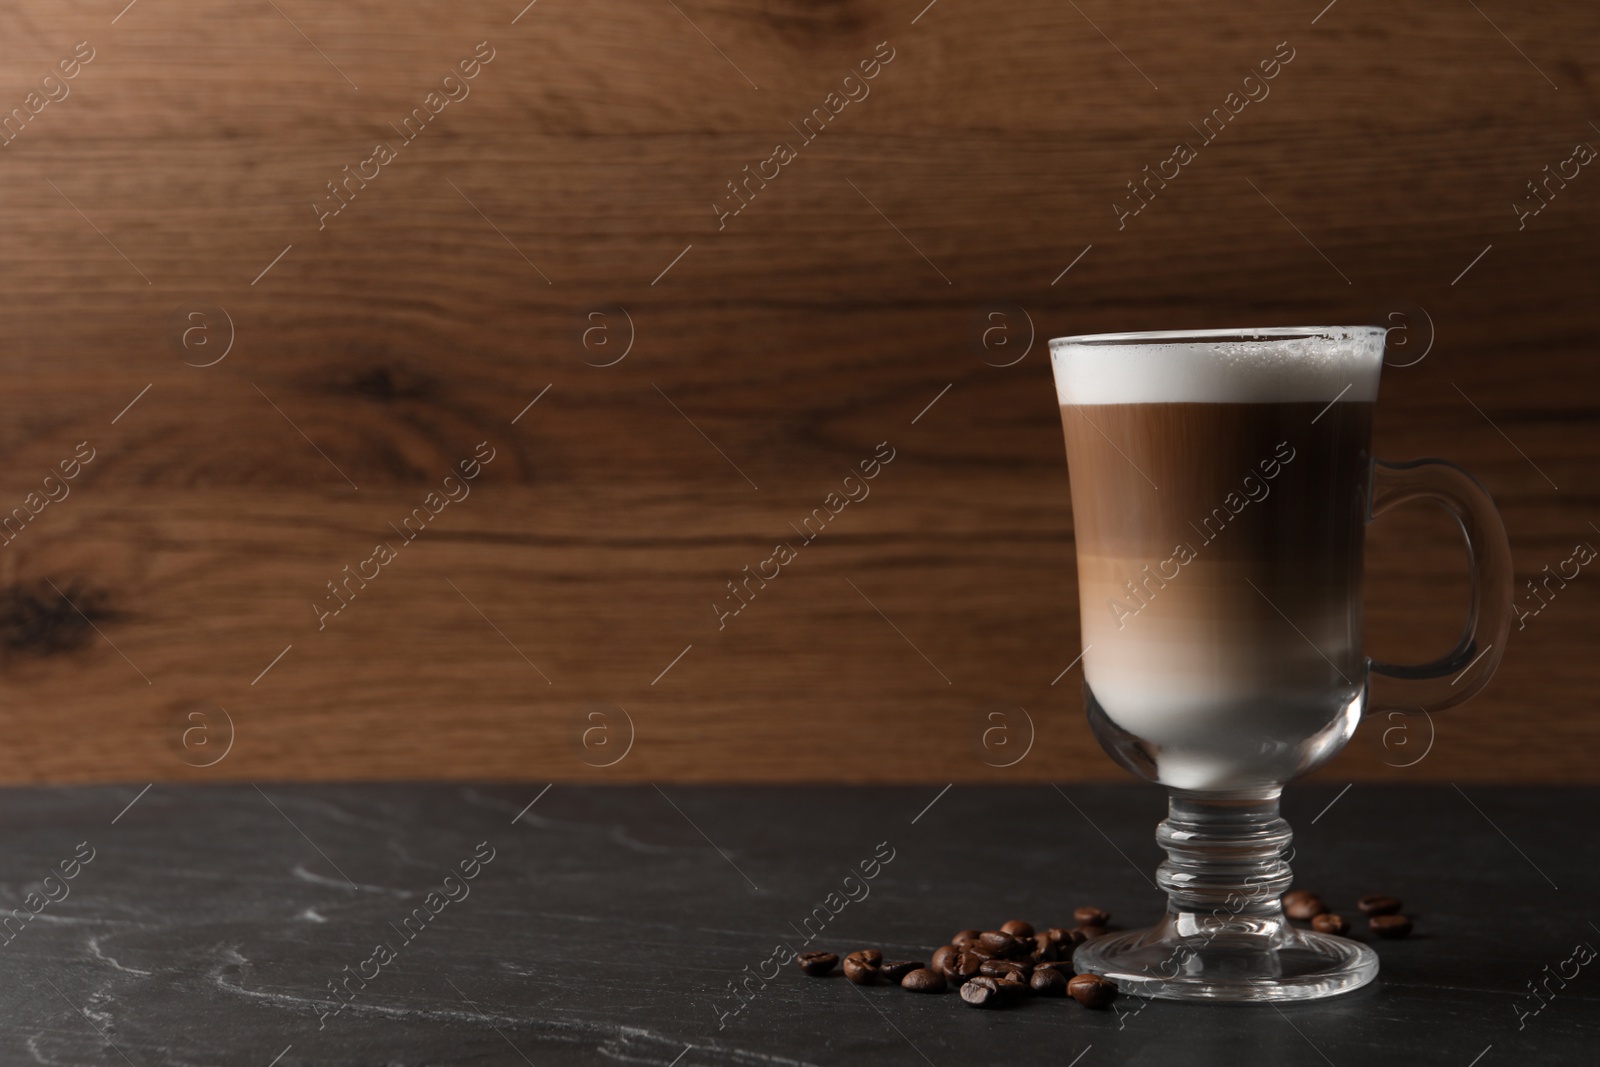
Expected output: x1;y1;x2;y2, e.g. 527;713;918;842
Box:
1049;325;1387;348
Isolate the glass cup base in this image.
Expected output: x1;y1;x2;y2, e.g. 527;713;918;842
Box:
1072;924;1379;1003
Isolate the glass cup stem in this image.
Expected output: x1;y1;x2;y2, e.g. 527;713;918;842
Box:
1073;788;1378;1001
1158;790;1293;931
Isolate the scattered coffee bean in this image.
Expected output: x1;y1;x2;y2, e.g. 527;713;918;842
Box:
1031;967;1068;997
881;960;919;983
1068;973;1118;1010
979;931;1020;958
796;951;838;976
979;959;1031;982
1358;894;1403;916
1369;914;1413;939
1311;913;1349;936
802;892;1422;1012
1000;919;1035;939
975;959;1008;979
960;976;1004;1008
843;951;882;984
1282;890;1327;920
995;974;1029;1003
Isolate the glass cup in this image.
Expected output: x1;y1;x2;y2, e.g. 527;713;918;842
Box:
1048;326;1512;1002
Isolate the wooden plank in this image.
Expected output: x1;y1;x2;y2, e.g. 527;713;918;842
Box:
0;0;1595;782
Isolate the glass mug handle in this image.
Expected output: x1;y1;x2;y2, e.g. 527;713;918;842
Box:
1365;458;1514;714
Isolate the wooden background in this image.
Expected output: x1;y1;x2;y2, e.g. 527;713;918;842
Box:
0;0;1594;784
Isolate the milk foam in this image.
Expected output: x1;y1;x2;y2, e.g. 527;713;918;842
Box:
1050;327;1384;406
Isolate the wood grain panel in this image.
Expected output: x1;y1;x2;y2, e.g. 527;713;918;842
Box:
0;0;1596;783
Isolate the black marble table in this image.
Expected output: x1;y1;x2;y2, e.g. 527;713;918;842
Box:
1;783;1593;1066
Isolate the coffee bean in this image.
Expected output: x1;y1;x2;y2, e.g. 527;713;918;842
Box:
979;959;1031;982
1282;890;1327;920
955;950;985;980
1068;973;1118;1009
1029;933;1057;962
843;951;882;984
1369;914;1413;939
881;960;919;983
931;944;958;977
1074;906;1111;927
978;931;1020;958
952;929;982;947
1311;913;1349;936
975;959;1010;979
1036;961;1077;977
1000;919;1035;939
1054;927;1088;949
960;976;1003;1008
1076;923;1109;940
995;974;1029;1003
901;967;947;993
796;951;838;976
1031;968;1068;997
1358;894;1403;916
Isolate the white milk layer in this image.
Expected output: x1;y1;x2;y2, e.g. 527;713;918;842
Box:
1050;327;1385;406
1076;557;1363;790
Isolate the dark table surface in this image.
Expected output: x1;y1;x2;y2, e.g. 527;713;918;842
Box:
0;783;1593;1066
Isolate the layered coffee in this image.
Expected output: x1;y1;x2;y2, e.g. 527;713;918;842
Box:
1053;332;1383;791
